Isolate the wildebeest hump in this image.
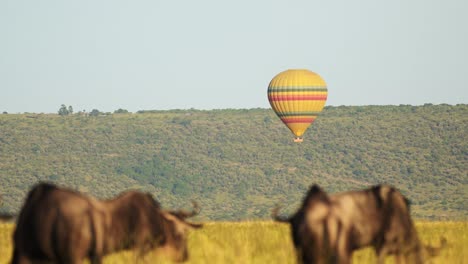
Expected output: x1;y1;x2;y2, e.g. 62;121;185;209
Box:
13;183;96;263
330;190;385;248
96;191;166;253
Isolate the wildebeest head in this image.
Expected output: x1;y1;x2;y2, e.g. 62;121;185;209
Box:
156;201;203;262
272;184;333;263
101;192;203;262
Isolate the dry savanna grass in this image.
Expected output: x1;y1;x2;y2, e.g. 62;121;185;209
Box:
0;221;465;264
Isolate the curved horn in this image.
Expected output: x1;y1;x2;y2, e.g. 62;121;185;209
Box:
271;205;289;223
170;200;201;219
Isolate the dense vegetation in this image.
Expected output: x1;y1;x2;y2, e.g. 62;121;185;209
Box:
0;104;466;220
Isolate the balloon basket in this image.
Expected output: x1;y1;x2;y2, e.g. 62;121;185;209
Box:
293;137;303;143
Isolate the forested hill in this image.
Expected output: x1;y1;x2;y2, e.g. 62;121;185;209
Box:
0;104;466;220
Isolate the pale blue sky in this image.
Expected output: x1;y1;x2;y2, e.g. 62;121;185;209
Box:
1;0;467;113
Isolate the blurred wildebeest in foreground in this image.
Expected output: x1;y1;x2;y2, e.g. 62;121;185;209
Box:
273;184;445;264
12;182;202;264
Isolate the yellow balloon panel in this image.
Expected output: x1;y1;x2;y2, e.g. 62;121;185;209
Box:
267;69;328;138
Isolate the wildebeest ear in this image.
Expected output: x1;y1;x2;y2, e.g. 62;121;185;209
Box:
310;184;322;193
306;184;326;197
303;184;329;204
144;193;161;208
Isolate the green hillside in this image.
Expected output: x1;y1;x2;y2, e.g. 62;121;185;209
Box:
0;104;466;220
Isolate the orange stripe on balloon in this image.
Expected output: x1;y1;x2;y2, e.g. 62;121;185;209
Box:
282;118;315;124
268;95;328;101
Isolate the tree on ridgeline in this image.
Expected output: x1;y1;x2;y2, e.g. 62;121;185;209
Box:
114;108;129;114
58;104;69;115
89;109;101;116
58;104;75;116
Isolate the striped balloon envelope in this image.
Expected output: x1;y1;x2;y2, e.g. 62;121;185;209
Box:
267;69;328;142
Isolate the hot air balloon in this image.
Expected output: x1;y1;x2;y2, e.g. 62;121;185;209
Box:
267;69;328;142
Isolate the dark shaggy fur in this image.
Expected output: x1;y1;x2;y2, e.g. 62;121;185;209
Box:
12;182;202;264
273;184;445;264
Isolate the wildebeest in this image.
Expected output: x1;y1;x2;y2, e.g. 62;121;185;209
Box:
12;182;202;264
273;184;445;264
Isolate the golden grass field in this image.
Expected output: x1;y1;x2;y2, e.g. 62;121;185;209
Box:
0;221;466;264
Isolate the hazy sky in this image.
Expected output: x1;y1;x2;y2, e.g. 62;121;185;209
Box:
1;0;467;113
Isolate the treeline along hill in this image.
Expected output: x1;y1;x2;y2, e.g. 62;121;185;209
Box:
0;104;466;220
